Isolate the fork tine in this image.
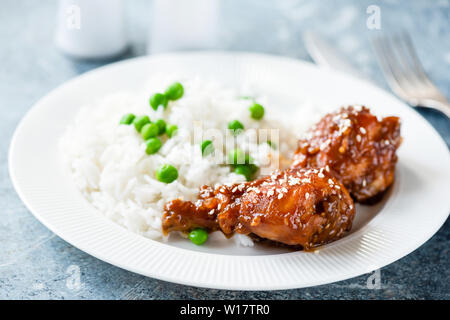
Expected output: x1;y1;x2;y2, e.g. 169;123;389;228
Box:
372;36;409;99
391;33;425;92
373;33;450;116
401;32;430;84
396;32;443;96
374;34;424;98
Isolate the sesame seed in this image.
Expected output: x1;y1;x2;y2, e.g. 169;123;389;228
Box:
267;189;274;196
232;187;237;193
360;127;366;134
247;187;256;193
362;179;367;187
278;193;283;199
385;140;390;145
318;172;325;178
208;209;215;215
356;134;361;142
325;165;330;172
305;192;310;200
288;177;300;185
328;179;334;185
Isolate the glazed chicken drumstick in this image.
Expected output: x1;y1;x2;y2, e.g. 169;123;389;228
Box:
162;168;355;250
293;106;401;202
162;106;400;248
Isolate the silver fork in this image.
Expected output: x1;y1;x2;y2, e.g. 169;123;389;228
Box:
372;33;450;118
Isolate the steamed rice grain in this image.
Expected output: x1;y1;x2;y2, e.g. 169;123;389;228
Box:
60;77;320;245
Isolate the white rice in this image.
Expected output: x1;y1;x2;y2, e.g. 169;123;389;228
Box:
60;76;321;245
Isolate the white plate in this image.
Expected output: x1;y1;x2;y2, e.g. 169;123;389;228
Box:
9;52;450;290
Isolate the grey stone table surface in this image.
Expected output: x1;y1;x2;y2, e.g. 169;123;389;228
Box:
1;0;449;299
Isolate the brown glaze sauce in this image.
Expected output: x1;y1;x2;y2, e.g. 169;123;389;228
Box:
293;106;401;202
163;168;355;250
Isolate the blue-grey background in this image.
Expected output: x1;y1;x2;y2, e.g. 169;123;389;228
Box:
1;0;449;299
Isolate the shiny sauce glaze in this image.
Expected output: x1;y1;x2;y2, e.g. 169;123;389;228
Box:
293;106;401;202
163;168;355;250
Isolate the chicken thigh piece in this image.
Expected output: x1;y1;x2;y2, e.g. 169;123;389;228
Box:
292;106;401;202
162;168;355;250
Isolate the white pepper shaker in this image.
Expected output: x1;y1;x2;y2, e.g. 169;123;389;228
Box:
55;0;128;59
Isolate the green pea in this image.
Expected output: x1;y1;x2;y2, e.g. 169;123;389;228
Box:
166;124;178;138
155;119;167;135
141;123;159;139
228;120;244;135
249;103;264;120
188;228;208;245
149;93;168;111
228;148;246;165
145;138;162;155
201;140;214;156
155;164;178;183
248;163;259;175
119;113;135;125
234;165;253;181
239;96;254;100
164;82;184;100
133;115;151;132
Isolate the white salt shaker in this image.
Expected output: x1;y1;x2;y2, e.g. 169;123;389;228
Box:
55;0;127;59
148;0;220;53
